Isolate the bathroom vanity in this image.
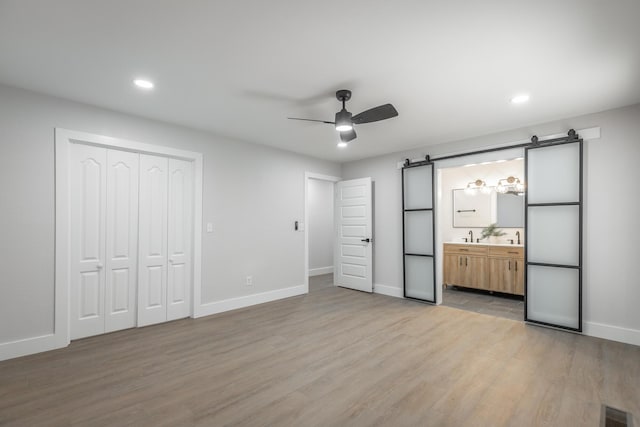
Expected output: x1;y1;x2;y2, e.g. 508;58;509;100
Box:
443;243;524;295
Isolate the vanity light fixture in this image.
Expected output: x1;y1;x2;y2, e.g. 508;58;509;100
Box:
496;176;525;195
465;179;491;195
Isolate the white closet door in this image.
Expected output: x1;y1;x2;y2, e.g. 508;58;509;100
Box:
70;144;107;340
138;154;169;327
104;150;139;333
167;159;193;321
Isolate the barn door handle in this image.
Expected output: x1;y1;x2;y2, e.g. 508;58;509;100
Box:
361;238;371;243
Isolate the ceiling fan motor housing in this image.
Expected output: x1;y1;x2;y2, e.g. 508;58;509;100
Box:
335;109;352;126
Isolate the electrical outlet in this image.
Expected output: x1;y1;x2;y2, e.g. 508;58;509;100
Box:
245;275;253;286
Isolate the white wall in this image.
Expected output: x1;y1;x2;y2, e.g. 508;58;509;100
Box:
0;84;340;353
342;103;640;346
440;159;524;245
308;179;334;275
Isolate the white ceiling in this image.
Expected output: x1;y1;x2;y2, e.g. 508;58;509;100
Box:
1;1;639;162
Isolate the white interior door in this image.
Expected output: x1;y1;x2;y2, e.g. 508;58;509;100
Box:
70;144;107;340
334;177;373;292
104;149;139;333
167;158;193;321
138;154;169;327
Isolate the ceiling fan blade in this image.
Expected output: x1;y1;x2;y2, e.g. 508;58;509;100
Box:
340;128;357;142
352;104;398;125
287;117;335;124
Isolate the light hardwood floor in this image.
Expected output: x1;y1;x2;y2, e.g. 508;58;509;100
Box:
1;276;638;426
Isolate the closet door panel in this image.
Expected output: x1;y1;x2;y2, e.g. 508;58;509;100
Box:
138;154;169;326
167;159;193;321
105;149;139;333
70;144;107;340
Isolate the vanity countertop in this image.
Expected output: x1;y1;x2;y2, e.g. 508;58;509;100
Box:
445;241;524;247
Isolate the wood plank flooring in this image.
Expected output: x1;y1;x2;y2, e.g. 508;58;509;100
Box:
442;285;524;321
1;276;638;426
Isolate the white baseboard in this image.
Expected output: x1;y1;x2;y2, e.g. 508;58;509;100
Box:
309;266;333;277
584;321;640;347
0;333;67;362
374;283;403;298
197;285;307;318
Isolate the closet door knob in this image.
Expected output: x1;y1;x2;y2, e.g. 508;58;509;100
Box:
96;263;103;270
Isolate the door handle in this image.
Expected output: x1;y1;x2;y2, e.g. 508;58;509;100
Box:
169;259;174;264
96;263;103;270
361;238;371;243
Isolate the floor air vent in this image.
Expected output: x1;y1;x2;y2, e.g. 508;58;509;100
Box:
602;405;632;427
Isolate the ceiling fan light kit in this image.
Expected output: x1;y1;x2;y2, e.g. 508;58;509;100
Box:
288;89;398;143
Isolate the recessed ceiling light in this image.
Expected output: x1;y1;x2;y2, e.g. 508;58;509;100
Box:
480;161;492;165
133;79;154;90
463;163;477;167
495;159;506;163
337;141;348;148
511;94;530;104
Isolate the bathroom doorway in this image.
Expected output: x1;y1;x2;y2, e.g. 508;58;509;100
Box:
435;149;525;321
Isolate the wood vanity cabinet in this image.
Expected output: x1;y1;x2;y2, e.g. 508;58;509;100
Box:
444;244;524;295
443;244;488;291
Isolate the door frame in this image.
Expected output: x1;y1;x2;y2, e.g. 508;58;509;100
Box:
304;172;341;293
55;128;203;347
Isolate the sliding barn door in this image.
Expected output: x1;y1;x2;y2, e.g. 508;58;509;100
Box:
70;144;107;339
138;154;169;327
167;159;193;321
525;140;582;331
104;149;139;333
402;162;436;303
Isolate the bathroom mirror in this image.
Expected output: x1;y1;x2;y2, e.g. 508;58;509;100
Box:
453;188;524;228
496;192;524;227
452;189;493;227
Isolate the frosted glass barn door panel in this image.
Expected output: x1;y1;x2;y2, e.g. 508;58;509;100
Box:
527;265;580;329
138;154;169;327
104;149;139;333
403;165;432;209
402;163;436;303
528;205;580;266
526;139;582;331
404;256;434;301
527;142;580;204
404;211;433;255
70;144;107;340
167;159;193;321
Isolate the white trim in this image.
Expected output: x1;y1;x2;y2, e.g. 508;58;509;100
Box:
309;266;334;277
304;172;341;293
374;284;403;298
584;321;640;347
0;334;59;362
396;126;602;168
33;128;204;361
197;285;306;317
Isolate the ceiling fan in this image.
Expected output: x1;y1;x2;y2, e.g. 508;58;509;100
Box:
288;89;398;143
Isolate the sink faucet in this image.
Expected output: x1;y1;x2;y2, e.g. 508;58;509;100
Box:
516;231;521;245
469;230;474;243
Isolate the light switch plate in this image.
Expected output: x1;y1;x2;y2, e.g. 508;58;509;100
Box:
206;222;213;233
